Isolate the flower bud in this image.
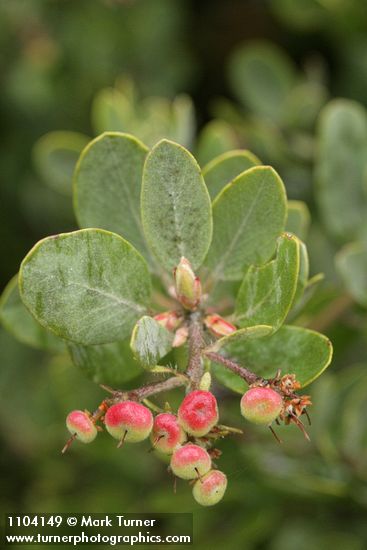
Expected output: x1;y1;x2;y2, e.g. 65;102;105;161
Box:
204;314;236;337
199;372;212;391
172;326;189;347
174;257;201;310
154;311;183;331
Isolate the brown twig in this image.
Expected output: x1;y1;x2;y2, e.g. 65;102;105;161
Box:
205;351;259;386
101;375;187;403
186;312;206;389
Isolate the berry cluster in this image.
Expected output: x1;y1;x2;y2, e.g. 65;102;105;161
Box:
63;257;312;507
64;379;310;506
65;390;227;506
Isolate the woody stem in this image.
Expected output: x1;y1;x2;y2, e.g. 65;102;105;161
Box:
102;375;188;404
186;311;206;390
204;352;259;385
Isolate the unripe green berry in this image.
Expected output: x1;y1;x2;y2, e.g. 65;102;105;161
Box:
192;470;227;506
66;410;97;444
240;387;283;425
150;413;186;454
104;401;153;443
178;390;219;437
170;444;211;480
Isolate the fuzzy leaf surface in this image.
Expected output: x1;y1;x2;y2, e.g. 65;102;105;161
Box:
204;166;287;281
19;229;151;345
141;139;212;270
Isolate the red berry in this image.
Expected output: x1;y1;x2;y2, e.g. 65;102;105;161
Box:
104;401;153;443
192;470;227;506
240;387;283;425
170;443;211;480
66;410;97;444
150;413;186;454
178;390;219;437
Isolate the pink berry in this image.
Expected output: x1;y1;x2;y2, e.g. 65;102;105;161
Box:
66;410;97;444
104;401;153;443
192;470;227;506
170;444;211;480
178;390;219;437
150;413;186;454
240;387;283;425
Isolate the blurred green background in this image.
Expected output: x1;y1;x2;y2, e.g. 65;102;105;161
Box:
2;1;367;548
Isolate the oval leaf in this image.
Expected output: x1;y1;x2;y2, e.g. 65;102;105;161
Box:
0;275;64;352
204;166;287;281
196;120;239;166
19;229;151;345
141;139;212;270
33;131;89;196
336;242;367;307
235;233;300;330
286;200;310;241
228;41;296;122
211;325;333;388
130;315;174;368
212;363;247;395
92;87;133;134
68;339;143;386
293;240;310;305
73;132;150;259
210;325;273;353
315;100;367;242
203;149;261;200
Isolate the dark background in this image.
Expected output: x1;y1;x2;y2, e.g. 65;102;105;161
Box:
1;1;367;549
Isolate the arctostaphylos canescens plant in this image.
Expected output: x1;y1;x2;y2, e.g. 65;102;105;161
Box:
9;133;333;506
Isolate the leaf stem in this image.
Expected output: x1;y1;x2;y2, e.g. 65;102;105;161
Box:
103;375;188;403
204;351;259;385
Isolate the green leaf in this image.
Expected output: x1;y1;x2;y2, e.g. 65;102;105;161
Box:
92;87;195;149
210;325;273;353
284;81;328;130
286;200;310;241
315;99;367;242
19;229;151;345
73;132;150;259
0;275;64;352
203;149;261;200
336;242;367;307
33;131;89;196
235;233;300;330
130;315;174;368
141;139;212;270
170;94;196;149
209;325;273;395
68;339;143;386
293;240;310;304
228;41;296;122
211;325;333;388
211;363;247;395
196;120;239;166
204;166;287;281
92;87;134;134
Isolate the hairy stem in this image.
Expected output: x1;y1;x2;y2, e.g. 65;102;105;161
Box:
101;375;187;403
205;351;259;385
186;312;205;389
